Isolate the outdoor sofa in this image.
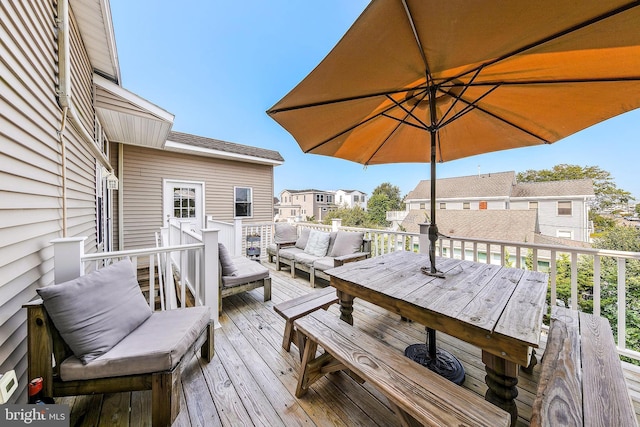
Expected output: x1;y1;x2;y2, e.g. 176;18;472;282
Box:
268;224;371;287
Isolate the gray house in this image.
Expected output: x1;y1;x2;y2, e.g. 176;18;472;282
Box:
0;0;281;401
401;171;595;243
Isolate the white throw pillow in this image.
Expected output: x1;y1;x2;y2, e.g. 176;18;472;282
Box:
304;230;331;257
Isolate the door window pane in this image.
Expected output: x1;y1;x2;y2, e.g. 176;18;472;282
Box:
173;187;196;218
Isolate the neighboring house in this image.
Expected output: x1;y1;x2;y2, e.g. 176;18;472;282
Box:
115;131;283;250
510;179;594;242
335;189;367;210
399;171;595;242
277;189;336;222
1;0;281;401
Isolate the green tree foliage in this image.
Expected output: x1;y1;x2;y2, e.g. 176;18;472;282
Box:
517;164;633;211
322;206;372;228
366;182;405;226
366;193;392;226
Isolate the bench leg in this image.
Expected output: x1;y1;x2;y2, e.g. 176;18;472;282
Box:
482;351;518;427
152;369;180;427
282;320;295;352
290;261;296;278
200;322;214;362
310;269;316;288
263;277;272;301
295;334;318;397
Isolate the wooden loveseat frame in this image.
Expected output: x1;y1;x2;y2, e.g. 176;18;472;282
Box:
24;300;214;426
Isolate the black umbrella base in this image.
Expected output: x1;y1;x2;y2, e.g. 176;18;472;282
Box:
405;344;466;385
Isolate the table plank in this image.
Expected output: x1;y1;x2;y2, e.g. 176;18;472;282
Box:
494;270;548;346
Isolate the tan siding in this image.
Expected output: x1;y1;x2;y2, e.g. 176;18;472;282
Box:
0;0;98;402
122;145;275;249
109;142;120;249
69;7;95;138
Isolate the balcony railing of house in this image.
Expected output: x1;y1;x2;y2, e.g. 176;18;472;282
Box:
163;218;640;362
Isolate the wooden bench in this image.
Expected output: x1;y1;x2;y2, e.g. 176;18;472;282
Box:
531;306;637;427
294;309;511;427
273;286;338;354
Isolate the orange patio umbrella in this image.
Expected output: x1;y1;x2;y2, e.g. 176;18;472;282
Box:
267;0;640;276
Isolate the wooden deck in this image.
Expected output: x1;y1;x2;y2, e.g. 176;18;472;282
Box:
60;264;640;426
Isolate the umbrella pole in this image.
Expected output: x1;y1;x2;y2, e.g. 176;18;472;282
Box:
428;130;438;275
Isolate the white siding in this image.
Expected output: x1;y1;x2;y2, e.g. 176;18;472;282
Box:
122;145;275;249
0;1;98;401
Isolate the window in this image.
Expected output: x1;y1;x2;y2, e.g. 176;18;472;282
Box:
463;202;470;210
439;203;446;210
557;230;573;239
479;201;487;210
353;195;359;202
327;195;333;203
316;194;324;202
557;201;572;216
529;201;538;210
419;203;426;209
235;187;252;218
174;187;196;218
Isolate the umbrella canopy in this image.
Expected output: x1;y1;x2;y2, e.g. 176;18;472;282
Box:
267;0;640;272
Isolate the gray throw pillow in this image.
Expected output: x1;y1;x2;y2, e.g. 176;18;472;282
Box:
274;223;298;243
219;243;238;276
304;230;331;257
330;231;365;257
36;259;152;364
295;227;311;249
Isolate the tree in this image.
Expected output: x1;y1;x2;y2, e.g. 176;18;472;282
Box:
366;182;405;227
322;206;371;228
370;182;404;210
517;164;633;211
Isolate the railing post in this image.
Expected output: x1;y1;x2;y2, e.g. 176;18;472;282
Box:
418;223;429;254
51;237;87;284
233;219;243;256
201;228;220;325
332;218;342;231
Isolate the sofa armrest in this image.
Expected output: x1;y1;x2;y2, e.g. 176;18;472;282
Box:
334;251;370;266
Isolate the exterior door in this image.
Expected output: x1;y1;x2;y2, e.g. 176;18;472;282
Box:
163;180;204;232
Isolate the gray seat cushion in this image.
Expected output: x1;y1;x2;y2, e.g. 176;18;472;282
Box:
294;252;321;267
330;231;365;257
36;259;152;364
313;257;336;272
59;306;211;380
279;247;304;260
274;223;298;243
222;256;269;287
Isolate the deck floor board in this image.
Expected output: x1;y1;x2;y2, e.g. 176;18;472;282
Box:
60;264;640;426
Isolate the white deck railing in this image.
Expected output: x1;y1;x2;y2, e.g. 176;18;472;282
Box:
51;230;220;323
129;218;640;362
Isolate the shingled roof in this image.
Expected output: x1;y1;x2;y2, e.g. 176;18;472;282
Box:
401;209;539;243
511;179;595;198
405;171;516;200
166;131;284;163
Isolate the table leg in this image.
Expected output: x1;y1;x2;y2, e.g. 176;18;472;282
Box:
337;291;354;325
482;351;519;427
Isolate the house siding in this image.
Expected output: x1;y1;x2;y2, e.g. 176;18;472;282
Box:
121;145;274;249
0;0;99;401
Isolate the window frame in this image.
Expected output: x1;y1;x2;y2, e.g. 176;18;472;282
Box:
557;200;572;216
234;186;253;219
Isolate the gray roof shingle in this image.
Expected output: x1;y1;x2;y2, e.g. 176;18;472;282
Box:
168;131;284;162
511;179;595;197
401;209;538;243
405;171;516;200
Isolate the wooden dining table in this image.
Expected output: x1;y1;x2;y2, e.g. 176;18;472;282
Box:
325;250;548;426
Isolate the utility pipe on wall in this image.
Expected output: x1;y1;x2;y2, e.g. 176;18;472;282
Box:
56;0;113;237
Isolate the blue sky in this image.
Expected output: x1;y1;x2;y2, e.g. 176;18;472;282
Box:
109;0;640;200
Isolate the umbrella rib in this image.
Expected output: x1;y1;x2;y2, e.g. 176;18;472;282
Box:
401;0;430;76
267;86;426;115
301;93;429;154
467;76;640;87
448;1;640;84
